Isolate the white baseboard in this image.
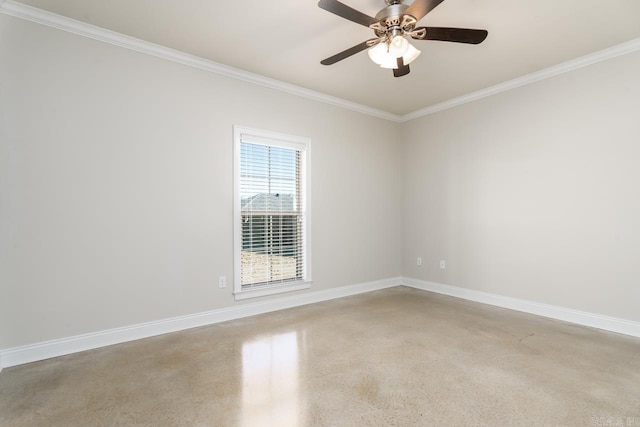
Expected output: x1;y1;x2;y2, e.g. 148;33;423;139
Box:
401;277;640;338
0;277;400;369
2;276;638;371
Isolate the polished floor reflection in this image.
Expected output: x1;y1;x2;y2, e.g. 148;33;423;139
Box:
1;287;639;426
242;331;302;426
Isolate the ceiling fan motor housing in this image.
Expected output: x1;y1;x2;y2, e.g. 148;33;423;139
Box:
373;3;417;39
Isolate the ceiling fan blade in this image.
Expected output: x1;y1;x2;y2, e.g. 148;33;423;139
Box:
404;0;446;21
318;0;378;27
321;40;374;65
393;57;410;78
412;27;488;44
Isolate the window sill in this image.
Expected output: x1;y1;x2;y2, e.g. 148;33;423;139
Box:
233;281;311;301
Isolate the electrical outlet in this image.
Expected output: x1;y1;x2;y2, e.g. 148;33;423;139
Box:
219;276;226;288
439;260;446;270
416;257;423;266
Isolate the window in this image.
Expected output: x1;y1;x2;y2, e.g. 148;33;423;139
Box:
233;126;311;300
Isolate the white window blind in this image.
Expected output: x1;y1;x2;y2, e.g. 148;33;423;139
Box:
234;126;311;298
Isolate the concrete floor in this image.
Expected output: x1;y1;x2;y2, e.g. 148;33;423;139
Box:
1;286;639;426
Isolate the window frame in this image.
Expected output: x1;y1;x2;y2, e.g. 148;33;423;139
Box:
233;125;312;300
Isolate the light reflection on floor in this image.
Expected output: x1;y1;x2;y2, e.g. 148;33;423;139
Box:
241;331;304;427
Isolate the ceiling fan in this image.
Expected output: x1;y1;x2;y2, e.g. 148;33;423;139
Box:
318;0;488;77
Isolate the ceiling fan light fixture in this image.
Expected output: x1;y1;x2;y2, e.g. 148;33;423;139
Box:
369;43;399;69
368;39;421;69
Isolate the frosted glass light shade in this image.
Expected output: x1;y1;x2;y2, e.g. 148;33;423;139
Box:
367;43;388;65
403;44;421;65
388;36;409;57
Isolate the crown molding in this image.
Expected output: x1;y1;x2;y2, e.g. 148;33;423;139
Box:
400;37;640;122
0;0;401;122
2;1;640;123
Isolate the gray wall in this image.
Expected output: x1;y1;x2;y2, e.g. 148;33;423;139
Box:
0;15;402;349
401;51;640;322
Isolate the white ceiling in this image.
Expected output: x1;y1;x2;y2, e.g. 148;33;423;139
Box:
12;0;640;115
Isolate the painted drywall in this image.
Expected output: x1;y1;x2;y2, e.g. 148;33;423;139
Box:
401;50;640;322
0;14;402;349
